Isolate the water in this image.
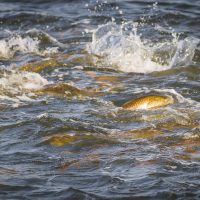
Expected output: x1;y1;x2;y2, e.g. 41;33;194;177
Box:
0;0;200;199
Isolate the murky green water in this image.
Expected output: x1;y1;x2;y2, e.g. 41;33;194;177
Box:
0;1;200;199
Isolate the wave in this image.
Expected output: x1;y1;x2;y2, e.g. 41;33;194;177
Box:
0;70;49;105
0;29;63;59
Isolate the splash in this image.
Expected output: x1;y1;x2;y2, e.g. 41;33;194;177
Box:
87;22;199;73
169;36;199;68
0;71;48;90
0;70;49;104
0;35;40;59
0;29;61;59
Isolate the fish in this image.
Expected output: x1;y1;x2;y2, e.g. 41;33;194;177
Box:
122;95;174;110
33;83;102;97
19;59;61;73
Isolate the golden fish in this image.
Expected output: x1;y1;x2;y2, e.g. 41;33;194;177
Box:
19;59;61;73
122;95;174;110
34;83;102;97
34;83;88;97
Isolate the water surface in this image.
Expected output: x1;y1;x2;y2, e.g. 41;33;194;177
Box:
0;0;200;199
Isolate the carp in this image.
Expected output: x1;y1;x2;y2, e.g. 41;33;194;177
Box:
122;95;174;110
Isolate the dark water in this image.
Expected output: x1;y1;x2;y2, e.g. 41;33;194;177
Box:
0;0;200;199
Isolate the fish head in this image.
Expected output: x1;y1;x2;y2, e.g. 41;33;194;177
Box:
163;95;174;105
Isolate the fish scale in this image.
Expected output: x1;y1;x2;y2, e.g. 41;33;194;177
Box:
122;95;174;110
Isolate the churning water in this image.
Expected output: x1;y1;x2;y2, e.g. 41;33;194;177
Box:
0;0;200;199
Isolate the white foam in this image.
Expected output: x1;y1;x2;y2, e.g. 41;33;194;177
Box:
183;132;200;139
0;71;49;105
87;22;199;73
0;71;49;90
0;30;61;59
0;35;40;59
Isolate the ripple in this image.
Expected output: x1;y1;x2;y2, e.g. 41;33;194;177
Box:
1;0;200;199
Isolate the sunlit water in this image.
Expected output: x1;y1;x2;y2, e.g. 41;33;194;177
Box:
0;0;200;199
